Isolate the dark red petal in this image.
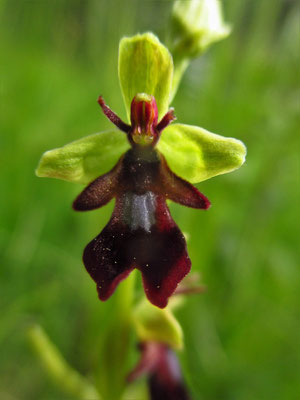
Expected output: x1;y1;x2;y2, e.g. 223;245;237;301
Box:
138;197;191;308
82;190;152;301
83;222;134;301
98;96;131;134
83;192;191;307
73;157;123;211
141;241;191;308
156;108;176;133
158;154;210;209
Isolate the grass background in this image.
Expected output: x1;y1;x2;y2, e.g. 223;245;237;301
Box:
0;0;299;399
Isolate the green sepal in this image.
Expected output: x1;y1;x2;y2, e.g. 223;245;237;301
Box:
133;299;183;350
36;130;129;184
118;32;173;120
158;123;246;183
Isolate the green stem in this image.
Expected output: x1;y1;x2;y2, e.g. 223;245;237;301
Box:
170;56;190;102
95;271;136;400
27;324;100;399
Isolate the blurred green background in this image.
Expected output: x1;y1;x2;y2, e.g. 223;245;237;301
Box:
1;0;299;399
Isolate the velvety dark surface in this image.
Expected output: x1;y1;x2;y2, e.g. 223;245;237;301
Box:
74;146;209;307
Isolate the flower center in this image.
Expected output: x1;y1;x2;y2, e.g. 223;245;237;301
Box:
130;93;158;146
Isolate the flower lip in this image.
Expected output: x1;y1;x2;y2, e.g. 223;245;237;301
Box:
130;93;158;146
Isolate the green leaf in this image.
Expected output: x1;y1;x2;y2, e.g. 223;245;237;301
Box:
36;130;129;184
133;299;183;350
118;32;173;121
27;324;101;399
158;123;246;183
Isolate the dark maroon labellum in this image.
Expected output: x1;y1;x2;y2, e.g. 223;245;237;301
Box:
73;94;210;308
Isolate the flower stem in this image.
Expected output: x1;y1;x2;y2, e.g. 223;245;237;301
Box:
95;271;136;400
170;55;190;102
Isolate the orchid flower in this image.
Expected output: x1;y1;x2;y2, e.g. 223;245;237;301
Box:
36;33;246;308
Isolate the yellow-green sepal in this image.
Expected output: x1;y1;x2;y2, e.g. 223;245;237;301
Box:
118;33;173;121
133;299;183;350
36;130;129;184
158;123;246;183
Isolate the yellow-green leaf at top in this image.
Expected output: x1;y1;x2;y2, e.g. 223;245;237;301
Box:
118;33;173;121
158;123;246;183
36;130;129;184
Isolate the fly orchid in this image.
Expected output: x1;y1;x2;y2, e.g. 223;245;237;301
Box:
72;93;210;308
36;33;246;308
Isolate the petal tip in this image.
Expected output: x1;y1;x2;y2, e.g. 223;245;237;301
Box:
96;268;134;302
230;138;247;170
142;254;191;309
35;166;43;178
204;199;211;210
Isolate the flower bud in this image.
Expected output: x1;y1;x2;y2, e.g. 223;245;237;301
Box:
127;342;190;400
170;0;231;59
